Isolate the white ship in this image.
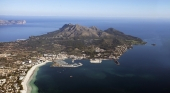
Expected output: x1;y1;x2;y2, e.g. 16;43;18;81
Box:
90;59;102;63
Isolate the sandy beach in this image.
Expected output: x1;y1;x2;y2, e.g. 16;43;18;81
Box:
20;61;51;93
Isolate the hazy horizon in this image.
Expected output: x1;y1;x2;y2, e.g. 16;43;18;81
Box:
0;0;170;19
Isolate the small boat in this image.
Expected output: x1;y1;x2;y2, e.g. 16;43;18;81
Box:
113;59;120;65
151;44;156;46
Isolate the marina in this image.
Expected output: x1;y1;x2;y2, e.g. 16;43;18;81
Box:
51;60;83;67
61;63;83;67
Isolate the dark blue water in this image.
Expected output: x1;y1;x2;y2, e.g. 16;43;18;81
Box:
1;16;170;42
1;16;170;93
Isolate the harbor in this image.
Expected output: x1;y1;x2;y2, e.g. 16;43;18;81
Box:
51;60;83;67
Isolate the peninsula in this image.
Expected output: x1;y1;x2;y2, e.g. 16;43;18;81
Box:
0;23;146;92
0;20;26;25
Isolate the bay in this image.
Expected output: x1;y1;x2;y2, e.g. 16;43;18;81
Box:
35;44;170;93
0;16;170;93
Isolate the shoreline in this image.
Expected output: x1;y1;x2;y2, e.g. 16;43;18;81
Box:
27;66;39;93
20;61;51;93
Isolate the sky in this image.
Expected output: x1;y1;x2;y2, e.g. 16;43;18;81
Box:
0;0;170;19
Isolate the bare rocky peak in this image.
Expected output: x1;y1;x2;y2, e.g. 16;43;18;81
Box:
60;23;90;32
89;26;99;31
57;24;110;38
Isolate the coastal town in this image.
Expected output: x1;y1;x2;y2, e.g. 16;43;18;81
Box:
0;43;128;93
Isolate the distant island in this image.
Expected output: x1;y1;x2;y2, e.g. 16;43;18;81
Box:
0;20;26;25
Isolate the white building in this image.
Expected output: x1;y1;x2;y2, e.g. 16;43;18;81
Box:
19;76;25;80
56;53;67;59
95;47;105;52
0;79;6;86
0;54;11;57
95;47;100;52
28;60;32;63
22;62;25;64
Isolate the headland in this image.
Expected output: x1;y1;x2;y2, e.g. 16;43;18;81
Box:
0;20;26;25
0;23;146;92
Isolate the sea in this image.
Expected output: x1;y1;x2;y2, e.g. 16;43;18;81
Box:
0;16;170;93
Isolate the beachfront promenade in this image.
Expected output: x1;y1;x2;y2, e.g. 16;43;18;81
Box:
20;60;51;93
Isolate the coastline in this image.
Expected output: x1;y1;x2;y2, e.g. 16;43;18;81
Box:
27;66;39;93
20;61;51;93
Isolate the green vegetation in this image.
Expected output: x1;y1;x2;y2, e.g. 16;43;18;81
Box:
0;24;146;57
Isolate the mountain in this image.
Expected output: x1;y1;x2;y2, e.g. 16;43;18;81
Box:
51;23;111;38
0;23;145;56
24;24;145;52
104;28;142;41
40;24;143;43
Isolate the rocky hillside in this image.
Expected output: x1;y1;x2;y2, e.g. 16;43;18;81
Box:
0;23;146;57
39;23;142;40
47;23;111;38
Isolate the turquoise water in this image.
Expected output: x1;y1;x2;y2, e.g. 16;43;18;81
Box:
29;68;39;93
